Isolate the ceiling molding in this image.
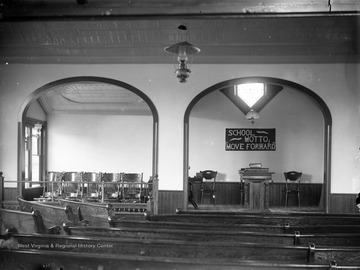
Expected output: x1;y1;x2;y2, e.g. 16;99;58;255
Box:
1;14;359;64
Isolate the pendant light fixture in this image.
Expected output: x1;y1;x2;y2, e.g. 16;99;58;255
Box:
164;24;200;83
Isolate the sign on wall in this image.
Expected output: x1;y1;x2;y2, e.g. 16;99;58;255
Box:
225;128;276;151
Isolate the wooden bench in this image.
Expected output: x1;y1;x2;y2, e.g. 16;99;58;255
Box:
1;249;350;270
0;208;61;234
17;196;60;212
17;196;88;228
6;233;360;266
58;198;146;225
63;225;360;247
109;219;360;234
145;213;360;226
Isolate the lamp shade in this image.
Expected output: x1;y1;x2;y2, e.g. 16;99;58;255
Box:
164;41;201;55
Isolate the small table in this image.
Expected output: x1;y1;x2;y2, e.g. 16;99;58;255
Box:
239;170;274;211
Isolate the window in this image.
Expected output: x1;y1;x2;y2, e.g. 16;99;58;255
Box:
236;83;265;107
24;120;45;188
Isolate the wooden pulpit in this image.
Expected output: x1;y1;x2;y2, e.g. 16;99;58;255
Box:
239;168;274;211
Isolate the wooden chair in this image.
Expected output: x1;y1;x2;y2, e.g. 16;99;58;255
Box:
44;171;62;198
200;170;217;205
284;171;302;207
101;173;121;200
62;172;81;198
121;173;144;202
82;172;101;198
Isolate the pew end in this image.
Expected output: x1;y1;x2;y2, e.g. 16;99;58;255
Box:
32;209;62;235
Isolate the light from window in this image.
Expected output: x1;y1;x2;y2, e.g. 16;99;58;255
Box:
236;83;265;107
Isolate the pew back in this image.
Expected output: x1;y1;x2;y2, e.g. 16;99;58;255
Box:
0;209;36;234
146;213;360;226
8;233;360;266
17;197;67;226
1;249;346;270
109;219;360;234
64;226;360;247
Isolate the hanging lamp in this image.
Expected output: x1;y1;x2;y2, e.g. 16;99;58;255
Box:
164;25;200;83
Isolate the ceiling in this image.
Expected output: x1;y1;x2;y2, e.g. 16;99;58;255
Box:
2;0;359;115
38;81;152;115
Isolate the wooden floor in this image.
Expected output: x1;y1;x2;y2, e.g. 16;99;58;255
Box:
188;204;324;213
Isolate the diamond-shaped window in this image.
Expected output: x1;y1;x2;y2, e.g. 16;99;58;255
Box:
236;83;265;107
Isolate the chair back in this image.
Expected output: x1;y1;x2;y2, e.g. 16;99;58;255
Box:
44;171;62;197
121;173;144;201
200;170;217;190
102;173;121;182
62;172;81;196
82;172;101;196
284;171;302;190
82;172;101;183
46;171;63;182
122;173;143;183
102;173;121;195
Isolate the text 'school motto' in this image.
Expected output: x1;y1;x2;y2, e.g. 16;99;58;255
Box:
225;128;276;151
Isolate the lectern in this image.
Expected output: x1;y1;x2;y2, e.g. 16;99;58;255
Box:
239;167;274;211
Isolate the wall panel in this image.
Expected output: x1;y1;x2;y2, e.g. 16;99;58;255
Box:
158;190;183;214
330;193;359;214
190;182;322;207
4;187;18;201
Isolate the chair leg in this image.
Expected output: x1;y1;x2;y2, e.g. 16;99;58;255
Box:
189;198;198;209
200;191;203;205
285;192;288;207
298;192;300;207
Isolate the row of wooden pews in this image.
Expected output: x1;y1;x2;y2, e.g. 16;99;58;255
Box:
2;231;359;269
5;232;360;265
63;225;360;247
0;196;146;236
1;202;360;269
2;248;348;270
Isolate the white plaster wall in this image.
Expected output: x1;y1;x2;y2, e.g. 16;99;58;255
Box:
0;63;359;193
46;114;153;181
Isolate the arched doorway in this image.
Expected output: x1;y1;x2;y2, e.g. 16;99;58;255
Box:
184;77;331;213
17;77;159;207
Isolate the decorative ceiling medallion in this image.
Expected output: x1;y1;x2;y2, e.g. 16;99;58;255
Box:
60;83;144;104
39;82;152;115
